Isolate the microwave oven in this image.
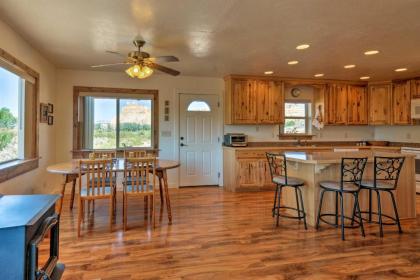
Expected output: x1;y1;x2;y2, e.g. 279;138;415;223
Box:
224;133;248;147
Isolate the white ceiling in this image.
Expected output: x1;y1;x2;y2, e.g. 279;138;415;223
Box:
1;0;420;81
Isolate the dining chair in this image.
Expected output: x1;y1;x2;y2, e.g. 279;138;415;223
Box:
77;159;116;237
92;150;117;159
123;149;147;158
123;157;156;230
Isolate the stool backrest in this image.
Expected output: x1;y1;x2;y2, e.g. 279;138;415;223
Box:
341;157;368;190
79;159;114;197
374;156;405;190
266;152;287;183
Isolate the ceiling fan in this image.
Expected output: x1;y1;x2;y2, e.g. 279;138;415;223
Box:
91;39;180;79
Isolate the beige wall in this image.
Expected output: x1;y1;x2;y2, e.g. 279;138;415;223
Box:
0;19;58;194
375;126;420;143
55;69;224;187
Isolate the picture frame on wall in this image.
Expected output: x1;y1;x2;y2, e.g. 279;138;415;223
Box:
48;115;54;126
48;103;54;114
40;103;49;123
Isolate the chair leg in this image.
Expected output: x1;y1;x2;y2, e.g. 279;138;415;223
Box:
368;189;372;222
389;191;403;234
109;197;113;233
77;198;83;237
70;179;76;210
152;194;156;228
315;190;325;230
294;188;301;220
350;194;357;226
376;190;384;237
272;185;278;218
355;193;365;237
339;192;345;241
144;196;148;219
123;194;127;231
276;186;282;227
335;191;339;227
297;187;307;230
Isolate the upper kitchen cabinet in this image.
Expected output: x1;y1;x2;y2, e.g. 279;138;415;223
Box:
411;79;420;99
224;76;284;124
324;83;348;125
392;81;412;125
368;83;392;125
347;85;368;125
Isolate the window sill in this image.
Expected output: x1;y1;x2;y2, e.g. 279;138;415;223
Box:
0;158;39;183
279;134;315;140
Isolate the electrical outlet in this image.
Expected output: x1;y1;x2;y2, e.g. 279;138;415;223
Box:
406;132;411;140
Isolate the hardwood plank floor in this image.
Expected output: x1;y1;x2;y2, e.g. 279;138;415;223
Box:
52;187;420;279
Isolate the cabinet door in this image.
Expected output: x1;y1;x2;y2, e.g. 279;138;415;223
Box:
347;85;368;125
411;79;420;99
232;79;258;124
393;81;412;124
258;80;284;124
325;84;348;124
368;83;392;125
259;160;275;188
237;159;261;188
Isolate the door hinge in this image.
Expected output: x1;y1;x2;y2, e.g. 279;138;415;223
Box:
218;137;220;143
217;101;220;107
218;172;221;178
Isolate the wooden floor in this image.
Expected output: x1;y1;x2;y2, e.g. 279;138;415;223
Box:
52;187;420;279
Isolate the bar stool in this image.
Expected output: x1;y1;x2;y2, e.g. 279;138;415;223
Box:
316;157;367;240
359;156;405;237
266;153;307;229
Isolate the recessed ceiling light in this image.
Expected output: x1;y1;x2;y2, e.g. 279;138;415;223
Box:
364;50;379;55
360;76;370;80
264;71;274;75
344;64;356;69
288;60;299;65
296;44;310;50
314;73;324;77
394;68;407;72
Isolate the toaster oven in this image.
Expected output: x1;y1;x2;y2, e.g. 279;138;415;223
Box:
224;133;248;147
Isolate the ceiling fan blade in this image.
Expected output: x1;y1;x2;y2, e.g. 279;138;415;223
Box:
90;62;129;68
105;50;126;57
146;55;179;63
147;62;180;76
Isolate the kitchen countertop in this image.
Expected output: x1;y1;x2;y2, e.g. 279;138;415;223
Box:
222;145;401;151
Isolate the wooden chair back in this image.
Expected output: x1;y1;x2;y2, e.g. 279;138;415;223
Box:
92;150;116;159
123;157;156;194
79;159;114;198
123;149;148;158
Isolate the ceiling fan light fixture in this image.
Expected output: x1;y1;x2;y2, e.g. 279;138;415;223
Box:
126;64;153;79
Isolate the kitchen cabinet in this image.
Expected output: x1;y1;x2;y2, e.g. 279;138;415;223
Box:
411;79;420;99
368;83;392;125
224;76;284;124
347;85;368;125
325;83;348;125
392;81;412;125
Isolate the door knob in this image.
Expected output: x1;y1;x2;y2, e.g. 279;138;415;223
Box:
180;143;188;147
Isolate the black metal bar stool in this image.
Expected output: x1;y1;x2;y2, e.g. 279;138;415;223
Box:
316;157;368;240
266;152;307;229
359;156;405;237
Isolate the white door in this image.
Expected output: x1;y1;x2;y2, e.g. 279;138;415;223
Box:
179;94;220;186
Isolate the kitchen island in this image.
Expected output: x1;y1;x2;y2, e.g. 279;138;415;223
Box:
281;151;416;227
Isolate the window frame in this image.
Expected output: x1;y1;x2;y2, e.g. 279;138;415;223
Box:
0;47;40;183
282;100;312;135
73;86;159;156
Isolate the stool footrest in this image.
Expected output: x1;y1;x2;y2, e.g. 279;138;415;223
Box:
319;213;362;229
359;211;400;226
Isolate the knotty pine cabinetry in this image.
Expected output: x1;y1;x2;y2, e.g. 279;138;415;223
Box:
392;81;412;125
411;79;420;99
347;85;368;125
224;76;284;124
368;83;392;125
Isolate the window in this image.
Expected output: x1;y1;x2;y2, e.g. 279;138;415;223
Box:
0;47;39;183
0;67;24;163
187;101;211;112
74;86;158;152
282;102;312;134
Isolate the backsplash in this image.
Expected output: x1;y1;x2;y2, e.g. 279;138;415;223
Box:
224;125;375;142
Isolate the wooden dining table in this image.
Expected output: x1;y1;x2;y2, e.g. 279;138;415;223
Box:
47;159;180;224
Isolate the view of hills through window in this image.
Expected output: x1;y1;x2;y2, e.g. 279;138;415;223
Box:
92;98;152;149
0;67;22;163
284;102;310;134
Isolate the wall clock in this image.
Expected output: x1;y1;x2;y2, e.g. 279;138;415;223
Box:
291;87;301;97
